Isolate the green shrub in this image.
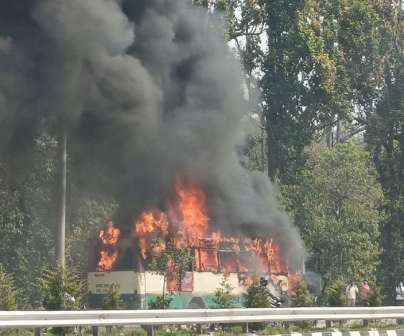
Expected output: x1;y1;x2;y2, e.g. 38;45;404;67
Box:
243;277;272;308
213;273;237;308
149;295;173;309
0;265;17;310
292;279;313;307
324;279;347;306
102;283;124;310
39;265;81;310
368;284;384;306
292;279;313;329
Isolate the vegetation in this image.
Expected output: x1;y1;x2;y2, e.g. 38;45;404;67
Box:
148;241;194;304
281;142;384;283
39;265;81;310
323;279;348;307
292;279;313;307
102;284;124;310
212;273;237;308
243;277;273;308
0;266;17;310
149;295;174;310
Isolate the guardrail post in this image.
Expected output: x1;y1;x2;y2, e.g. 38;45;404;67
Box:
92;326;99;336
34;328;42;336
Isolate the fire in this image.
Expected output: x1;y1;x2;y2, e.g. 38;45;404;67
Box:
97;250;119;271
267;239;285;274
134;209;169;259
95;178;291;283
176;178;209;244
99;221;120;245
96;221;120;271
135;209;169;237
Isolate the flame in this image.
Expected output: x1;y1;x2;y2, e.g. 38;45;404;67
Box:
97;250;119;271
176;178;209;244
96;221;120;271
99;221;120;245
134;209;169;259
96;177;293;285
267;239;285;274
135;209;169;237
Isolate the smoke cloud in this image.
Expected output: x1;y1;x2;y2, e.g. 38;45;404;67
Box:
0;0;304;269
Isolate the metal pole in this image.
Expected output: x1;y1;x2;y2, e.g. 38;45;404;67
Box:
56;129;67;267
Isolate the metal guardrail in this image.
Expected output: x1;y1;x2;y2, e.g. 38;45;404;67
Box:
1;307;404;328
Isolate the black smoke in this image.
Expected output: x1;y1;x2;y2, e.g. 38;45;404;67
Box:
0;0;304;270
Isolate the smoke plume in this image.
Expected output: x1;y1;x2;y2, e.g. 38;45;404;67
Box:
0;0;304;269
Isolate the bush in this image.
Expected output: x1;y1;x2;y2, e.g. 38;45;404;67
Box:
323;279;347;307
368;284;384;306
102;283;124;310
243;277;272;308
291;279;313;329
39;265;81;310
292;279;313;307
149;294;173;309
0;266;17;310
213;273;237;308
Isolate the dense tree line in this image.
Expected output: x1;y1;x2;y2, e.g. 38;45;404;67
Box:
202;0;403;300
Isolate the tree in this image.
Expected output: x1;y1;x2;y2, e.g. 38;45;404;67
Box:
243;277;273;308
364;0;404;302
0;135;58;307
212;273;237;308
0;266;17;310
292;278;313;329
323;279;347;307
102;283;124;310
39;265;81;311
292;279;312;307
66;199;118;275
148;294;174;310
148;241;194;307
282;141;384;282
261;0;344;183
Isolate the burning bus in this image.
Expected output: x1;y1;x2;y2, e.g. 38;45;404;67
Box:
88;178;300;309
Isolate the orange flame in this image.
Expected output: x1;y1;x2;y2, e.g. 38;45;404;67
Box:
267;239;285;274
97;177;292;282
97;221;121;271
176;178;209;244
135;209;169;237
134;209;169;259
97;250;119;271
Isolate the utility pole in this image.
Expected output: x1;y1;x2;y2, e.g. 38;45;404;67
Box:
56;129;67;267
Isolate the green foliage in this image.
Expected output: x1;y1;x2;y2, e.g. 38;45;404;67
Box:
282;142;383;282
243;277;272;308
212;273;237;308
154;328;193;336
0;266;17;310
323;279;347;307
292;279;313;307
368;284;384;307
66;199;118;275
291;279;313;329
102;284;124;310
39;265;81;310
149;241;194;292
149;295;173;310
